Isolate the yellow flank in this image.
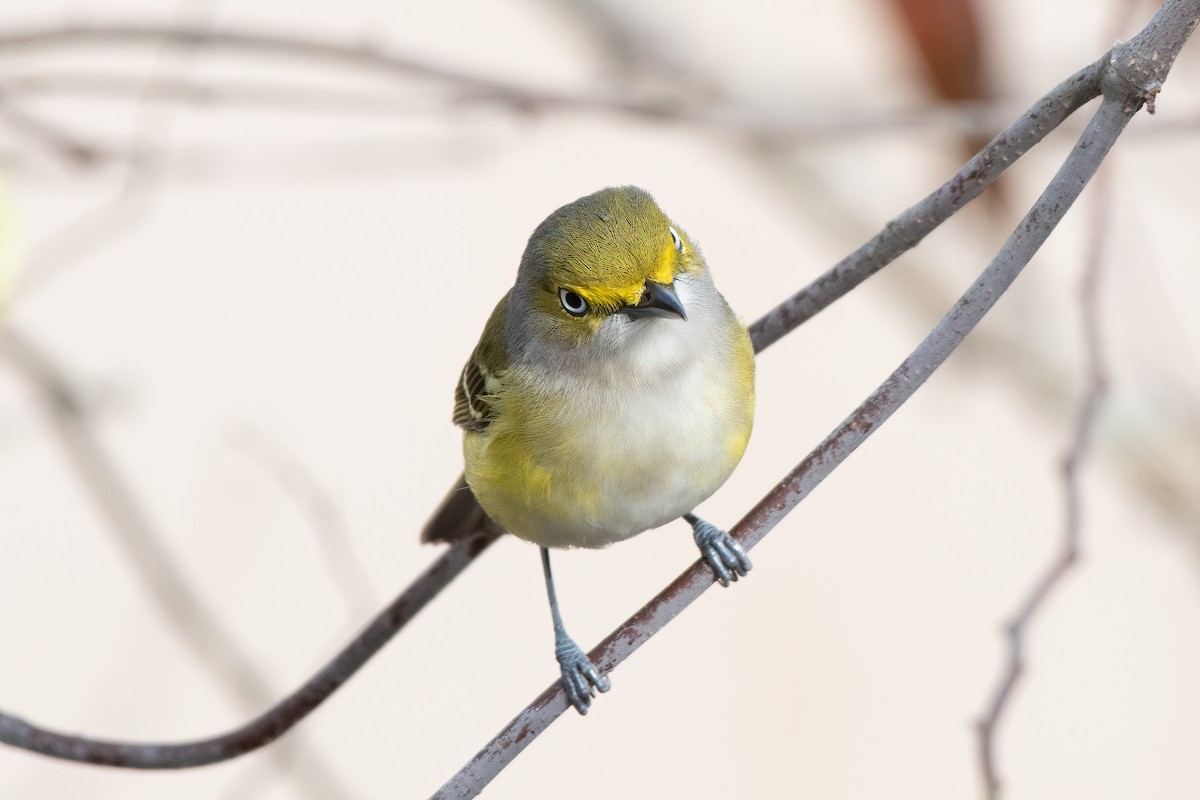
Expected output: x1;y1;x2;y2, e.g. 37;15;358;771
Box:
463;384;608;536
726;321;756;463
725;415;752;465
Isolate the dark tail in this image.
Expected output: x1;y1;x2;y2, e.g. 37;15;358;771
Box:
421;474;498;543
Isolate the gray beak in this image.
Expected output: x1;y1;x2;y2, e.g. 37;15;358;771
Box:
623;280;687;321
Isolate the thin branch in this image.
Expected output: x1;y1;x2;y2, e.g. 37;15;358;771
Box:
0;71;1029;140
0;21;1065;154
2;71;472;119
976;159;1115;799
0;20;1045;142
0;328;283;703
435;3;1195;792
745;55;1104;352
0;22;624;114
9;17;200;300
0;84;107;166
0;326;388;788
528;0;702;87
227;427;379;621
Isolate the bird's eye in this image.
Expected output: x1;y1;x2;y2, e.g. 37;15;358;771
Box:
559;288;588;317
669;226;683;252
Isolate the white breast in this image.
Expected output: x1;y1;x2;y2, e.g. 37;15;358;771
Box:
514;276;750;548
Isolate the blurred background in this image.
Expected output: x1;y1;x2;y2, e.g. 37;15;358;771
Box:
2;0;1199;797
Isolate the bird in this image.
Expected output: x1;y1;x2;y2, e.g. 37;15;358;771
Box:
422;186;755;714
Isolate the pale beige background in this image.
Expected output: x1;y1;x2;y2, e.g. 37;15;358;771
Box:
2;0;1200;798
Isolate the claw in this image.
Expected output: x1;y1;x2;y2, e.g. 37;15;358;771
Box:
555;635;610;715
690;516;752;587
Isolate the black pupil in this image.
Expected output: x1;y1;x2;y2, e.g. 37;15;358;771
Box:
563;291;583;313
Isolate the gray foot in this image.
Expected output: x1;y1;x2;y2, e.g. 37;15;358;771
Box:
687;514;752;587
555;635;610;715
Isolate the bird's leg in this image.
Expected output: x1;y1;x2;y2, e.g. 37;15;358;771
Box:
684;513;752;587
541;546;610;714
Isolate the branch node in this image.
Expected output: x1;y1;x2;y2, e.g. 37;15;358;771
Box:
1145;83;1161;114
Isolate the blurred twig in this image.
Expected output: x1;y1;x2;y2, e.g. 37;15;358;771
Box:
10;15;198;299
0;327;272;703
0;84;107;166
0;327;351;795
0;70;1027;140
0;22;615;111
228;427;379;621
0;19;1049;167
976;161;1113;800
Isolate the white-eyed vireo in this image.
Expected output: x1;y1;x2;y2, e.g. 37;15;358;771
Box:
423;186;755;714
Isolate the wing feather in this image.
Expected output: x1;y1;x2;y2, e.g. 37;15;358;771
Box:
451;293;509;433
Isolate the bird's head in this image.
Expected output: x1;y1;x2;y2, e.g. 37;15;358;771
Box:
510;186;706;352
